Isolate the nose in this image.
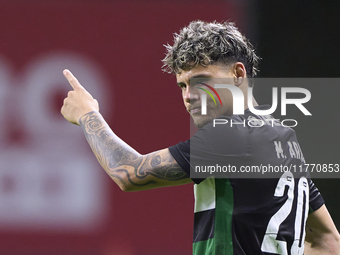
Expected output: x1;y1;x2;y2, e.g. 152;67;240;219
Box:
184;86;199;103
184;86;190;103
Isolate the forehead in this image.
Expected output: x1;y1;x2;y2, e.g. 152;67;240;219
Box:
176;64;232;83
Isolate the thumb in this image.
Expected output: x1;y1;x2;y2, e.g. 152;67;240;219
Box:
63;69;84;90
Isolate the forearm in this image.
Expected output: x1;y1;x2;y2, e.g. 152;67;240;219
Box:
79;111;189;191
79;111;142;190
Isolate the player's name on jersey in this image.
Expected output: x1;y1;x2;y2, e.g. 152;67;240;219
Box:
274;140;305;163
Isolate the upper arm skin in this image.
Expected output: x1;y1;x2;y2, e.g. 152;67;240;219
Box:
304;205;340;255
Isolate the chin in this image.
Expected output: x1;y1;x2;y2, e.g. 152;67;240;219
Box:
192;116;213;129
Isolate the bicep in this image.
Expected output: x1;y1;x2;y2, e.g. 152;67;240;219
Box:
110;148;192;191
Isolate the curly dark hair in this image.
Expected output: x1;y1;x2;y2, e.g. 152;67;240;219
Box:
162;20;260;78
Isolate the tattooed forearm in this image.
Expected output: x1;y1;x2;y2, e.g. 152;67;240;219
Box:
79;111;189;190
80;113;141;167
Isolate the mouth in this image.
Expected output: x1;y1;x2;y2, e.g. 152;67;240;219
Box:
189;107;201;115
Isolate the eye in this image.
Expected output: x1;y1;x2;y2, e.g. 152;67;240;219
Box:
178;83;186;89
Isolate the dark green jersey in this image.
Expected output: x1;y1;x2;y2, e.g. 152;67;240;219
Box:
169;106;324;255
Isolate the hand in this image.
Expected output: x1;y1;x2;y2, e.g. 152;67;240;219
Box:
61;69;99;125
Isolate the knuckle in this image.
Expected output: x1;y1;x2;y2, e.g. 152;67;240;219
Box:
94;99;99;108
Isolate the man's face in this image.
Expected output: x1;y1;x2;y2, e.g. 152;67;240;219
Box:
176;64;236;128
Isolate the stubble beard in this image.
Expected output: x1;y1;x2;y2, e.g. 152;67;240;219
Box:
192;114;214;129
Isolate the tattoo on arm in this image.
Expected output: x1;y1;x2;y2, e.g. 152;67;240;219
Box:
79;111;188;188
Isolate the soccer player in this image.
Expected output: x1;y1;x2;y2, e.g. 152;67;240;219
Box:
61;20;340;254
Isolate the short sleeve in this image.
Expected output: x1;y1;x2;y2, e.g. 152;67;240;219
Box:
308;179;325;213
168;116;247;183
169;140;205;184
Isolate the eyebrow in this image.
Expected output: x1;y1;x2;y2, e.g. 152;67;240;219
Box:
177;73;212;86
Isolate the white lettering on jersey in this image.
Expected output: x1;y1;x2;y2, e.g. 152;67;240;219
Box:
274;141;286;159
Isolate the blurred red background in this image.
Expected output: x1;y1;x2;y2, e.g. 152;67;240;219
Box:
0;1;245;254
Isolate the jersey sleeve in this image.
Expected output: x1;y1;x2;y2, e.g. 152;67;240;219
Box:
168;116;247;184
308;178;325;213
169;140;205;184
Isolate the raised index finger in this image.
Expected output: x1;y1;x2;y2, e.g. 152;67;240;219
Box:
63;69;84;90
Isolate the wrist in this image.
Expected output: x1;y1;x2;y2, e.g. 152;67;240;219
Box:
79;111;101;126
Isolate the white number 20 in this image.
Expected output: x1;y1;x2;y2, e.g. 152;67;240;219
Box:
261;172;309;255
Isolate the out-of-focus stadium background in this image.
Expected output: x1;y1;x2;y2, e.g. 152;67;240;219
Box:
0;1;338;254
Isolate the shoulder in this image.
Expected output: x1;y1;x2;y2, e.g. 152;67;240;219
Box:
190;116;248;155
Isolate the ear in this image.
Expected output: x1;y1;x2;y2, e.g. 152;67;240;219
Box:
233;62;246;86
233;62;246;78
